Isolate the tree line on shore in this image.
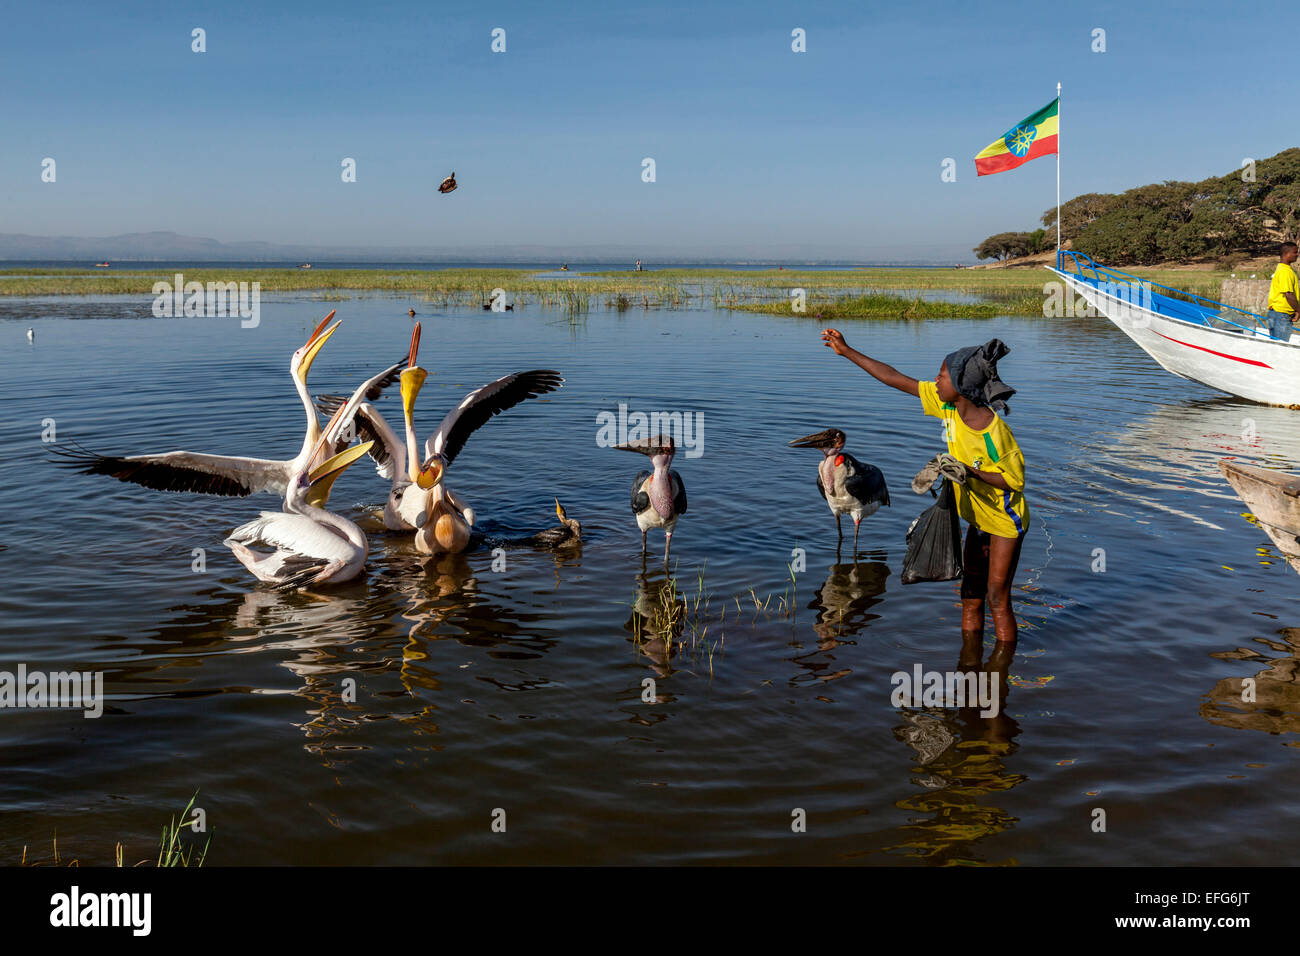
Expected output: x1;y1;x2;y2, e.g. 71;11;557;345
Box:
974;148;1300;265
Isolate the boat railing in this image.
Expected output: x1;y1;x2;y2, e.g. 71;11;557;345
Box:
1055;250;1266;335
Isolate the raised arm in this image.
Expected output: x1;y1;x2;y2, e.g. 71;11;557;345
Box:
821;329;920;397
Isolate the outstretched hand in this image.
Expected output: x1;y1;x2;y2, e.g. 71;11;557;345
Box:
822;328;850;356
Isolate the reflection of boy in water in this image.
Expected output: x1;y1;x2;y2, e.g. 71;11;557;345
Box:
821;329;1028;646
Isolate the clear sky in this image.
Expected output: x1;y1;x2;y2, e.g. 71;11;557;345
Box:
0;0;1285;261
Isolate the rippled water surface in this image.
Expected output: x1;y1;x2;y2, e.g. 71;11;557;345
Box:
3;294;1299;865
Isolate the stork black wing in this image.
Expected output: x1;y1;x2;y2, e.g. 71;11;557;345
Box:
631;470;651;515
671;470;687;515
816;472;827;501
841;452;889;507
427;370;563;467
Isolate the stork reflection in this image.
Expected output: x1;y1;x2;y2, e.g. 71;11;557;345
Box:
624;568;686;678
789;553;890;686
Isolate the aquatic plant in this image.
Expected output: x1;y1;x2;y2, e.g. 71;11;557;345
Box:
18;792;209;867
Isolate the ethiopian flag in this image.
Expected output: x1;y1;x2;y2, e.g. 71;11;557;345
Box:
974;98;1059;176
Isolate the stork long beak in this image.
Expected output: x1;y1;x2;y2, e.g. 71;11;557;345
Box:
613;442;669;458
299;310;341;378
788;429;839;449
308;441;375;486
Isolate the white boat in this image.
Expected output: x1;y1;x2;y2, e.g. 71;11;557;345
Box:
1047;252;1300;407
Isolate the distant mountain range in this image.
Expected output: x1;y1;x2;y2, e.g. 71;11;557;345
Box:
0;231;962;266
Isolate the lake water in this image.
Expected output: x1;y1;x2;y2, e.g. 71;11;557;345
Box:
2;294;1298;865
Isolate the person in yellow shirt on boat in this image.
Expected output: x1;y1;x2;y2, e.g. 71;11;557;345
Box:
821;330;1028;647
1265;241;1300;340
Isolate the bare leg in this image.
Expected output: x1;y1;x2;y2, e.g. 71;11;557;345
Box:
852;517;861;555
960;524;989;646
986;533;1025;644
664;531;672;564
641;529;647;556
836;514;843;549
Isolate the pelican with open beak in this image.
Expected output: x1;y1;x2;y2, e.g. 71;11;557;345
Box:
315;322;564;555
52;311;348;503
223;403;376;589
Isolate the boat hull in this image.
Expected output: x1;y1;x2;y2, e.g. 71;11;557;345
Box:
1050;267;1300;406
1219;459;1300;567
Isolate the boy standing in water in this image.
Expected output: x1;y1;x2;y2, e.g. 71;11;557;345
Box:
821;329;1029;646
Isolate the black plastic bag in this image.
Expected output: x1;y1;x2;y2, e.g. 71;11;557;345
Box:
901;479;963;585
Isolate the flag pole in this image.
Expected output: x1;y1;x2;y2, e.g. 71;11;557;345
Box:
1056;82;1061;265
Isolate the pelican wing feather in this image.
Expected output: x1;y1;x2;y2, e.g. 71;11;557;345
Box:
425;370;564;466
314;397;404;481
50;443;288;497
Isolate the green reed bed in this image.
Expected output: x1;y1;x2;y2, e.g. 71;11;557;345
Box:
20;792;209;867
728;292;1001;320
0;265;1235;318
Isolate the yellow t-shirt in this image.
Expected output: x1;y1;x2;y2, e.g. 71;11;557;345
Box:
1268;262;1299;315
919;380;1030;539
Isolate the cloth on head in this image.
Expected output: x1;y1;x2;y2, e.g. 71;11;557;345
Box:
943;338;1015;414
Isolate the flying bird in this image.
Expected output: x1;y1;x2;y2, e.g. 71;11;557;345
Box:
438;172;457;194
788;428;889;554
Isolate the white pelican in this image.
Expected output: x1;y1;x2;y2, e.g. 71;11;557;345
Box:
316;323;564;554
615;434;688;562
52;311;402;505
224;428;376;590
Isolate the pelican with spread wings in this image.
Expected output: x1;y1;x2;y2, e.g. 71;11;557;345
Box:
316;323;563;554
50;310;400;505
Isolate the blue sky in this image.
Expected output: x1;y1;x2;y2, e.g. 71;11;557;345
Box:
0;0;1284;261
